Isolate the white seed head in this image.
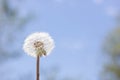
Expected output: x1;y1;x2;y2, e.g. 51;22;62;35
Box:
23;32;55;57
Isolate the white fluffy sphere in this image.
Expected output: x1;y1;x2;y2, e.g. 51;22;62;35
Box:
23;32;55;57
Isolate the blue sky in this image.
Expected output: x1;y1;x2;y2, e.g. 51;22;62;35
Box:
1;0;120;80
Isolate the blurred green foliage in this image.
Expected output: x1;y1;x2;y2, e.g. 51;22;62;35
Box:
0;0;31;62
101;15;120;80
0;0;35;80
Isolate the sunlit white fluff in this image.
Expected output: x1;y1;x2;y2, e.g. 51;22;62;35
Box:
23;32;55;57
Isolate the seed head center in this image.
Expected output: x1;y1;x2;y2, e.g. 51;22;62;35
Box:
34;41;44;49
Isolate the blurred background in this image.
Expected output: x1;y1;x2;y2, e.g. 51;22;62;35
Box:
0;0;120;80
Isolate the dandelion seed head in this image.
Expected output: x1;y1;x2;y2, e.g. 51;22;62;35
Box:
23;32;55;57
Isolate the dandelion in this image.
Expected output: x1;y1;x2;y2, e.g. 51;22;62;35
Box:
23;32;55;80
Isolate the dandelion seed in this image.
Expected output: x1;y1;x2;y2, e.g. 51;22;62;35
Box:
23;32;55;57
